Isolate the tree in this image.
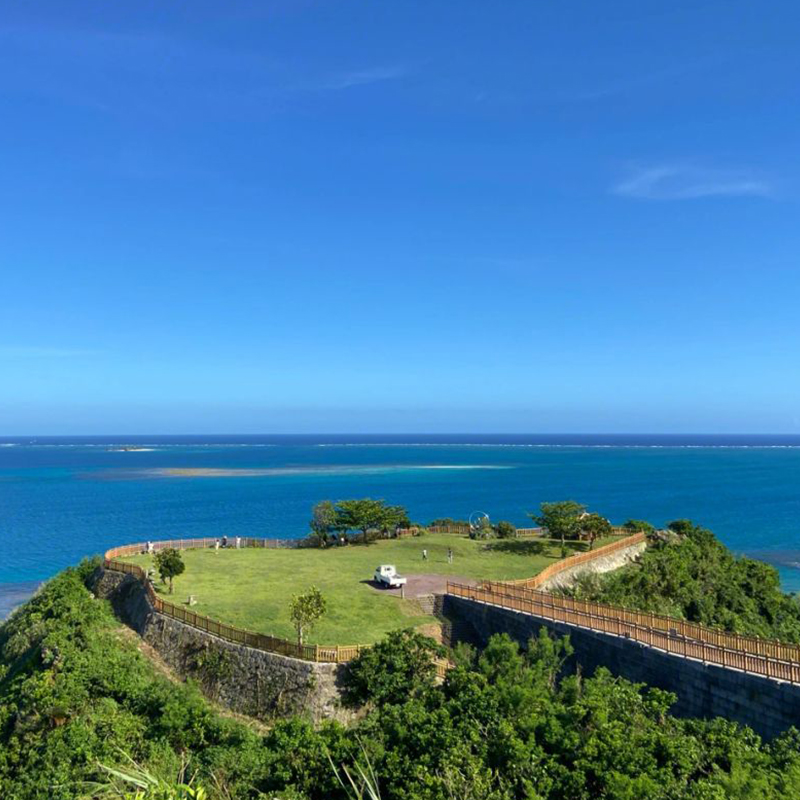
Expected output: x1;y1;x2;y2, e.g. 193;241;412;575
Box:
531;500;586;556
335;499;409;542
309;500;337;547
289;586;327;645
580;512;613;550
381;504;410;533
154;548;185;594
623;519;655;534
494;521;517;539
345;629;445;707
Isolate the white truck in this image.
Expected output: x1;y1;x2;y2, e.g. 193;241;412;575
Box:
374;564;407;589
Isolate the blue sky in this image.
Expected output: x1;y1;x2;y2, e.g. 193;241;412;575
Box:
1;1;799;434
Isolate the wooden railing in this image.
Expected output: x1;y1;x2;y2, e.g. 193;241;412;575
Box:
427;524;472;535
106;537;311;557
483;580;800;662
104;538;367;663
500;532;647;590
447;581;800;683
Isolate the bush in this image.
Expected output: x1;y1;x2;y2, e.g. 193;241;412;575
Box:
345;630;445;707
623;519;656;534
494;521;517;539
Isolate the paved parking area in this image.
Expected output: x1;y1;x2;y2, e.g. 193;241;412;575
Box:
368;573;478;597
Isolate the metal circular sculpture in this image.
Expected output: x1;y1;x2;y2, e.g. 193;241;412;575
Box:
469;511;490;531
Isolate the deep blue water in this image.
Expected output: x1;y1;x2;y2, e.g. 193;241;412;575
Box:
2;434;800;616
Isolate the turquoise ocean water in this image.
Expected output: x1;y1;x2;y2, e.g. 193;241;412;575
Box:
2;434;800;616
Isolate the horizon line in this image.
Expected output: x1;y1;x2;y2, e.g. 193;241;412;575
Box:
3;432;800;438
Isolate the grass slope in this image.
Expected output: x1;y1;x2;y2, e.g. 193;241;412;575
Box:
124;534;614;644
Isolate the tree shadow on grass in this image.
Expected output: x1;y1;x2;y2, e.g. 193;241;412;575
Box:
482;539;587;557
482;540;548;556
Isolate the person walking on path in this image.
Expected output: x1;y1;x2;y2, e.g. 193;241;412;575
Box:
422;548;428;561
447;548;453;564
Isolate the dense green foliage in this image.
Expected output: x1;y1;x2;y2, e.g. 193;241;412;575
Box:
565;519;800;641
622;519;655;534
580;513;613;549
530;501;587;543
345;630;444;707
3;550;800;799
0;562;266;800
315;498;410;543
154;549;185;594
309;501;338;547
494;521;517;539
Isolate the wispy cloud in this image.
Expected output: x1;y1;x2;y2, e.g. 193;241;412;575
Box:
0;346;99;358
324;65;409;90
612;164;774;201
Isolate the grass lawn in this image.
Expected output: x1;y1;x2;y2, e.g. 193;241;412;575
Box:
123;534;617;645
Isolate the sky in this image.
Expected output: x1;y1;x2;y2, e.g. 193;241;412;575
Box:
1;1;799;435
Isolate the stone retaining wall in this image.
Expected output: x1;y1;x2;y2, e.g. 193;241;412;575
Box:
537;539;647;591
444;594;800;740
92;569;350;724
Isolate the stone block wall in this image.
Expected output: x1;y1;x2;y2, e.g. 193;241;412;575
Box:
92;569;351;724
444;594;800;740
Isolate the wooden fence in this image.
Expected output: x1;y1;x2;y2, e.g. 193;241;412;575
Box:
500;532;647;590
104;538;367;663
427;524;634;540
483;579;800;662
427;524;472;535
447;581;800;683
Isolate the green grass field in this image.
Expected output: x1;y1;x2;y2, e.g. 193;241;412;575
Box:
124;534;614;645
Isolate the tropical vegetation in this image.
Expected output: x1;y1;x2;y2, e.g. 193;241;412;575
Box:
2;568;800;799
563;518;800;641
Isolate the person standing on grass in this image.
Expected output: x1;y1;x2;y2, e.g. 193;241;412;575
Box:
214;538;220;553
422;548;428;561
447;548;453;564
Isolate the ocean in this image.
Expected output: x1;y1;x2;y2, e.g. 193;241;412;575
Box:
2;434;800;617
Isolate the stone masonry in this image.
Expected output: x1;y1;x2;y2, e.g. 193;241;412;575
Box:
443;593;800;740
92;568;351;724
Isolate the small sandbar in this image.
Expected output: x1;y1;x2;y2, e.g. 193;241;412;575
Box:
146;464;513;479
157;468;275;478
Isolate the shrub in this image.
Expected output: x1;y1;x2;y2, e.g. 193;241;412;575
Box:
345;630;444;707
494;521;517;539
623;519;655;534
